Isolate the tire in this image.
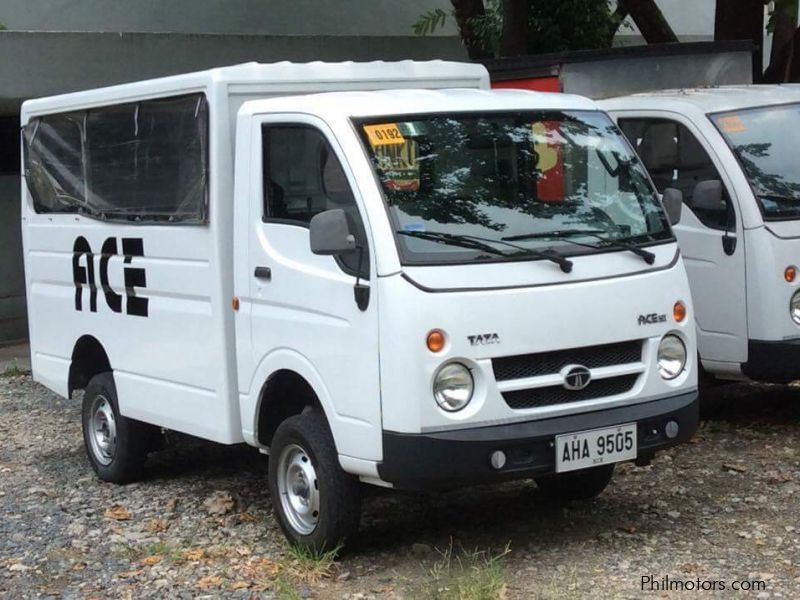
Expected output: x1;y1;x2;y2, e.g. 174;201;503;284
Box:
534;464;615;502
81;372;149;484
268;410;361;552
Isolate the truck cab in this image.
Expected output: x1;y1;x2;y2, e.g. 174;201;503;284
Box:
601;86;800;383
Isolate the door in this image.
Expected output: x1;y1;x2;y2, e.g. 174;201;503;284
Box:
617;115;747;365
238;115;381;460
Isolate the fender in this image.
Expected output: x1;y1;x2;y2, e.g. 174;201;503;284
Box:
241;347;378;461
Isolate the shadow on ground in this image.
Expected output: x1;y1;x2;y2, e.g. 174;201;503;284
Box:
699;381;800;423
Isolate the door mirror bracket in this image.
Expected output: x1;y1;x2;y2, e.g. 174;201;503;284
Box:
353;245;370;311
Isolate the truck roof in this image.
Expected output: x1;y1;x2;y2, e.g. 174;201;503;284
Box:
600;84;800;114
238;87;600;119
21;60;490;118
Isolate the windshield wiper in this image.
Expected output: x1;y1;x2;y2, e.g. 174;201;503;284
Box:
397;230;573;273
503;229;655;265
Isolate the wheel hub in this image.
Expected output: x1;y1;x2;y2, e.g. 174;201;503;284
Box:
277;444;320;535
89;395;117;466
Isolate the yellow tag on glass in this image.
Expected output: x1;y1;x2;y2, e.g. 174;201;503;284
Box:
364;123;406;146
717;115;746;133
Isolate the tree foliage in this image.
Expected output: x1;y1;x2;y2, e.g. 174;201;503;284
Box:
414;0;625;58
414;0;679;58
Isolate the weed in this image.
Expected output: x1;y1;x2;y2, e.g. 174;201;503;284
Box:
414;540;510;600
274;575;303;600
282;543;340;583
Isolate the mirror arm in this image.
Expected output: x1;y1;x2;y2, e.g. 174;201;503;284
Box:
353;245;370;311
722;207;737;256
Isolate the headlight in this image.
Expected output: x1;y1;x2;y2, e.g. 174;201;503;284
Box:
433;363;474;412
657;334;687;380
791;291;800;325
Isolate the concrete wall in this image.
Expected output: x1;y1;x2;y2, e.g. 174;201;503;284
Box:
0;31;467;112
0;0;457;36
0;176;25;343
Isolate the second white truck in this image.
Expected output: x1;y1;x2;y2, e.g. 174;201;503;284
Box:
602;86;800;384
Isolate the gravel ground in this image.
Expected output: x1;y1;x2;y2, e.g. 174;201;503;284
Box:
2;373;800;599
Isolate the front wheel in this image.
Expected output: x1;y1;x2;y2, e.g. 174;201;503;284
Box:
268;410;361;552
534;464;615;502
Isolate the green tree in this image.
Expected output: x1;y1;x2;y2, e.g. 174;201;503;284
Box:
414;0;677;59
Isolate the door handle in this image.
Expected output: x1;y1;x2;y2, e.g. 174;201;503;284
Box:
254;266;272;280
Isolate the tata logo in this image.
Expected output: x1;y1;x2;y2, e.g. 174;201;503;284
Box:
561;365;592;391
72;236;148;317
468;333;500;346
638;313;667;326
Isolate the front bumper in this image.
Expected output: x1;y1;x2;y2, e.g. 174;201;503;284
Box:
377;390;698;490
742;339;800;383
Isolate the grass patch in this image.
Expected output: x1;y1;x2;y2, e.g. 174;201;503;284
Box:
282;543;340;583
414;541;510;600
274;575;303;600
143;541;187;562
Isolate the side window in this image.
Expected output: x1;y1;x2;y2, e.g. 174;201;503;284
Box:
262;124;369;277
619;118;732;230
23;94;208;223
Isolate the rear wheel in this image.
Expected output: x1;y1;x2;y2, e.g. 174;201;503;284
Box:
534;464;615;502
268;410;361;552
81;372;150;484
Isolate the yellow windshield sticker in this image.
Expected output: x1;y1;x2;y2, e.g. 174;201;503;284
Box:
718;115;746;133
364;123;406;146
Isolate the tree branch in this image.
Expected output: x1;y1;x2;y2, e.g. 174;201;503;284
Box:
619;0;678;44
450;0;491;59
500;0;528;57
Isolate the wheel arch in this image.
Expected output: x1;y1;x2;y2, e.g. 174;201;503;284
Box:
69;335;112;397
255;369;324;448
248;349;340;450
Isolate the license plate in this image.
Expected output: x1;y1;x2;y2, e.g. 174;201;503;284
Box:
555;423;637;473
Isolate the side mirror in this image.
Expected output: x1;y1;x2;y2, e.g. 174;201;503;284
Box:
691;180;725;211
662;188;683;225
309;209;356;255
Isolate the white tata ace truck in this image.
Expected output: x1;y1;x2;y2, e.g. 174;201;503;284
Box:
21;62;698;550
601;87;800;384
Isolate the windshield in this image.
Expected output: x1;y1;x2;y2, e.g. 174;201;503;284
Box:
356;110;671;265
712;103;800;220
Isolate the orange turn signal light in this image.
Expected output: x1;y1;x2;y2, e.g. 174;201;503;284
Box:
673;301;687;323
427;330;446;353
785;266;797;283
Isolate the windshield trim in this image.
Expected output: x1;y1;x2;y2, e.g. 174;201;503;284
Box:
708;101;800;222
352;110;674;267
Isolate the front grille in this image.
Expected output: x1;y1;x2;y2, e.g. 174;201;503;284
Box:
501;374;639;410
491;340;643;382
